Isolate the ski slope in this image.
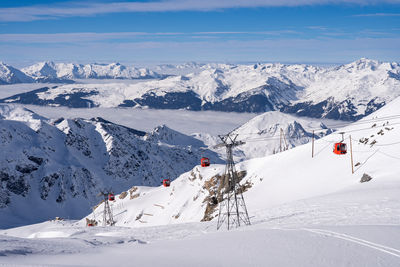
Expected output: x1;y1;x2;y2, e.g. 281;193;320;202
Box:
0;97;399;266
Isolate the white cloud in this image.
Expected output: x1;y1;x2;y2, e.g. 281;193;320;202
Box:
0;32;184;43
1;0;400;22
1;36;399;64
353;13;400;17
0;31;301;43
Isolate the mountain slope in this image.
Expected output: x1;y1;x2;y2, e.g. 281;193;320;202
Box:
88;95;400;228
0;105;220;228
0;62;34;84
230;111;334;159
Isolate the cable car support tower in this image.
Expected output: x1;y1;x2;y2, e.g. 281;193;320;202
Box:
215;134;251;230
98;190;115;226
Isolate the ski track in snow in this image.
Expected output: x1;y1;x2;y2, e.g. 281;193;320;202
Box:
303;228;400;258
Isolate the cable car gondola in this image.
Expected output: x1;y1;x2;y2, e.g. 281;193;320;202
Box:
201;157;210;167
333;132;347;155
108;193;115;201
162;179;171;187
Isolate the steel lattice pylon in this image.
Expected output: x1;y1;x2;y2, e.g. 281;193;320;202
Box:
99;191;115;226
215;134;251;230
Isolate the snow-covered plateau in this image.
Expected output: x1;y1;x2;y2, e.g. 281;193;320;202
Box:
0;94;399;266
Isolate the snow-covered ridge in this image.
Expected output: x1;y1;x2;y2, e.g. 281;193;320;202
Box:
0;62;34;84
0;104;220;228
21;61;164;82
2;58;399;120
231;111;334;159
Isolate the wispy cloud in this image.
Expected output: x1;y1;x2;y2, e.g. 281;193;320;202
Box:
353;13;400;17
0;32;185;43
307;26;328;31
1;0;399;22
0;31;302;43
2;36;399;64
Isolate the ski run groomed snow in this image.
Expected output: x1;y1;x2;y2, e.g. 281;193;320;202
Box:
0;90;399;266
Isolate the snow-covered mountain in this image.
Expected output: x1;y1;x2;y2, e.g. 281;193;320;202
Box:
3;58;399;120
154;62;215;75
0;97;399;266
0;62;34;84
22;61;164;81
0;104;221;228
230;111;334;159
84;95;400;228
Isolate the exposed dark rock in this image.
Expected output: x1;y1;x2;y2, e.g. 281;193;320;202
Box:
134;91;202;110
360;173;373;183
0;87;98;108
15;164;38;174
0;188;10;208
27;156;44;165
201;170;248;222
0;171;10;182
6;176;29;196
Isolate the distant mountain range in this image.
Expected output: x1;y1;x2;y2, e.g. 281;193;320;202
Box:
1;58;399;121
0;61;164;84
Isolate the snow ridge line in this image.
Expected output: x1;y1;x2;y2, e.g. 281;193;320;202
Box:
303;228;400;258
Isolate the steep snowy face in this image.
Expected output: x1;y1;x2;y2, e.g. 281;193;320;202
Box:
0;62;34;84
0;105;46;131
230;111;333;159
21;62;162;80
22;61;58;79
145;124;205;147
20;61;74;83
0;105;217;228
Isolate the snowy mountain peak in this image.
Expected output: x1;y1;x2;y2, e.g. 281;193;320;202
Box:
145;124;204;147
343;58;380;71
20;62;162;80
0;62;34;84
23;61;58;78
0;104;46;131
232;111;333;159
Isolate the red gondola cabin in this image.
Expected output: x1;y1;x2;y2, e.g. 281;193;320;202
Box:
108;193;115;201
201;157;210;167
333;143;347;155
163;179;171;187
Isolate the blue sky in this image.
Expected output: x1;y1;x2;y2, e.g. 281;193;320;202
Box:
0;0;400;66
